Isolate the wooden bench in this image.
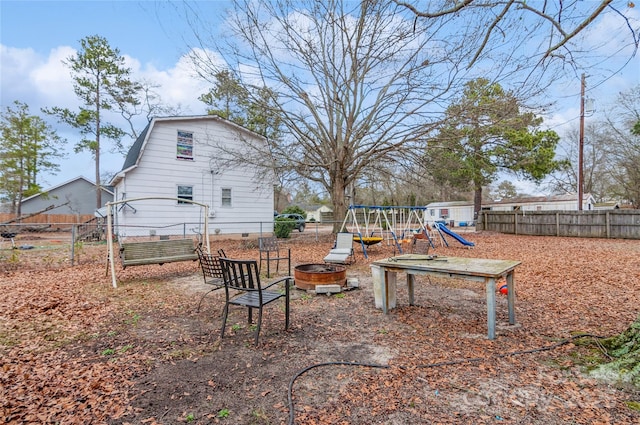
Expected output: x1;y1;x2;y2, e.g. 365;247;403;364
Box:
119;238;198;268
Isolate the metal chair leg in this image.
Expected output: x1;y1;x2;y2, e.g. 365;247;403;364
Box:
197;288;217;312
221;304;229;339
254;307;264;345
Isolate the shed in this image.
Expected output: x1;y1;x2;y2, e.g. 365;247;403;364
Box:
301;204;333;223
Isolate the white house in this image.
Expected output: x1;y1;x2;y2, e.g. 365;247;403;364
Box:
21;176;113;216
425;193;597;226
425;201;476;226
301;204;333;223
109;115;274;238
487;193;596;212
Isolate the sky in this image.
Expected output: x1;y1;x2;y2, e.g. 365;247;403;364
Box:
1;0;228;188
1;0;639;197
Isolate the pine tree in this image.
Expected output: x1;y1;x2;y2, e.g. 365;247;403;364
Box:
45;35;141;208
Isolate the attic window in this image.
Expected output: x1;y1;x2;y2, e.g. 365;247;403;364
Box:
177;130;194;160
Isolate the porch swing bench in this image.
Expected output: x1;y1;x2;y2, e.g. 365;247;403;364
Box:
119;238;198;268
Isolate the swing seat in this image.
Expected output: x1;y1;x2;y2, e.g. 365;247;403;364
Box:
119;238;198;268
353;235;383;246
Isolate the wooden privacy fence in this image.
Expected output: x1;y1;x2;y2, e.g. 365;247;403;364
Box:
479;210;640;239
0;213;94;226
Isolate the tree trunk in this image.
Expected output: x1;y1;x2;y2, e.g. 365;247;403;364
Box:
95;88;102;209
473;185;483;222
330;176;348;233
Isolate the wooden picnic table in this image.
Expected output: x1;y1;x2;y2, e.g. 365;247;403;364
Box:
371;254;521;339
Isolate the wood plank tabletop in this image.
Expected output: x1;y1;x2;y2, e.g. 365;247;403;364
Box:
372;254;521;278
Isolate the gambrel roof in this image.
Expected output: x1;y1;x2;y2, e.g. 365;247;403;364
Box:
111;115;266;186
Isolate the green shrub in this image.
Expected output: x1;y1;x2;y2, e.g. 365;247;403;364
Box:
274;216;295;238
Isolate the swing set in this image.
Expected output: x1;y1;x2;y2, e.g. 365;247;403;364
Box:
339;205;437;258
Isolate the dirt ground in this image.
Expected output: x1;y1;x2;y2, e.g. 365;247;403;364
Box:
1;230;640;424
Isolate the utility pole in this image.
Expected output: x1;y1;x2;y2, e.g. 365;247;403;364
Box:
578;73;585;211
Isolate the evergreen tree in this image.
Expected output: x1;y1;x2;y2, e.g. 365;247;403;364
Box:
0;101;65;215
45;35;141;208
431;78;565;218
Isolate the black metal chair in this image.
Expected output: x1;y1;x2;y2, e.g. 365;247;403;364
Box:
219;257;292;345
258;236;291;277
195;246;225;312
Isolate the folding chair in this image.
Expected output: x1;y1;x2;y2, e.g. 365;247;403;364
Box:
258;236;291;277
219;257;292;345
323;232;355;264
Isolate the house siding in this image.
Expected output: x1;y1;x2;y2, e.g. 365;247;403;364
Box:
303;205;333;222
112;117;274;237
488;195;595;212
21;177;113;216
425;194;596;226
425;202;476;225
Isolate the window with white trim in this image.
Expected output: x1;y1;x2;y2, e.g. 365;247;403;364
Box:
177;185;193;204
177;130;194;160
221;188;232;207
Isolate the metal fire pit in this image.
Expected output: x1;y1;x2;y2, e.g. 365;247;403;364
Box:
294;263;347;290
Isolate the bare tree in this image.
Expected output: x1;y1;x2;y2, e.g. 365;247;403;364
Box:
396;0;638;72
190;0;490;228
187;0;637;228
547;122;619;202
116;79;187;153
604;85;640;207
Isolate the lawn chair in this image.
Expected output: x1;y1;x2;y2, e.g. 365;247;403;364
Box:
195;246;225;312
258;236;291;278
323;232;355;265
219;257;292;345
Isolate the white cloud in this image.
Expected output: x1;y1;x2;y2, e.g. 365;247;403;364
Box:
148;56;206;111
131;49;224;115
1;44;77;111
1;44;215;186
1;45;42;107
30;46;77;108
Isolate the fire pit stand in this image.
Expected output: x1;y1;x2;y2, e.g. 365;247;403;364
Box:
294;263;347;290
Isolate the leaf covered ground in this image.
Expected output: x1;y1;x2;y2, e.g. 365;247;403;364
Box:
1;230;639;424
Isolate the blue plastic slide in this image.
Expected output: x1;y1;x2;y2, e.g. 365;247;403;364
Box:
435;223;475;247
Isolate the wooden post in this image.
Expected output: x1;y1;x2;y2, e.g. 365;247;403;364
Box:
71;225;76;266
578;73;585;211
107;202;118;288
